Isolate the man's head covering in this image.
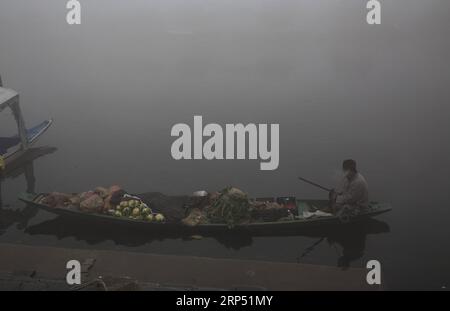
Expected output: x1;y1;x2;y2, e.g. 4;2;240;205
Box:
342;159;357;172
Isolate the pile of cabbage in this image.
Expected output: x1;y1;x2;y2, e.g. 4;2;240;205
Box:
108;195;165;222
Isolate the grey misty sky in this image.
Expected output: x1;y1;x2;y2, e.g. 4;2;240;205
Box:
0;0;449;197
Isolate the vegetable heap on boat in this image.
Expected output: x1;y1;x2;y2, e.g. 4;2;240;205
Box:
37;186;304;226
39;186;166;223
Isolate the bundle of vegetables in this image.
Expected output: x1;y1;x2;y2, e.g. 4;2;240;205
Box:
206;187;250;227
108;195;165;223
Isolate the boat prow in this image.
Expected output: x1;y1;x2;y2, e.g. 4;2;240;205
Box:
2;119;53;165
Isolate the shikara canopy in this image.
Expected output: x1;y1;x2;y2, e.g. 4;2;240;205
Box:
0;87;19;111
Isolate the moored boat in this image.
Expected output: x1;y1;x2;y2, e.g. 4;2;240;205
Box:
19;192;392;235
0;78;53;168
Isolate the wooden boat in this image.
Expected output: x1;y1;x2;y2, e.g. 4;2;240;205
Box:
19;192;392;235
0;78;53;167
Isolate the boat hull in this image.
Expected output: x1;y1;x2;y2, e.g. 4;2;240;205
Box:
19;192;392;236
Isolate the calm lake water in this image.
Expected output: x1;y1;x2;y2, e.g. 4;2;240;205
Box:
1;0;449;290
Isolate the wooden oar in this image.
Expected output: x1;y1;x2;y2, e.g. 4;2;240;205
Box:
297;176;332;192
297;237;325;262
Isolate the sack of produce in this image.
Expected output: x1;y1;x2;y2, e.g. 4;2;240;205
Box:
69;195;81;206
41;192;72;207
80;194;104;213
94;187;110;199
79;191;95;202
206;187;250;227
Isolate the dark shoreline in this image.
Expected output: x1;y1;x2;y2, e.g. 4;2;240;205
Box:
0;242;379;291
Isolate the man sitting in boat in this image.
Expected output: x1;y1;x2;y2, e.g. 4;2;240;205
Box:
329;159;369;217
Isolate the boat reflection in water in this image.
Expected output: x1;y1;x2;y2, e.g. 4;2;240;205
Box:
24;205;390;269
0;146;57;233
295;219;390;269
